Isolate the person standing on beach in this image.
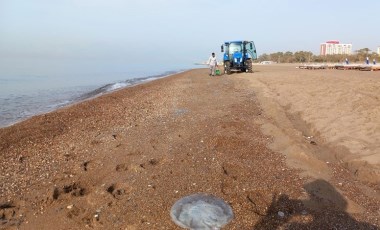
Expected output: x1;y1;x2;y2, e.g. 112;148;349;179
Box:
207;52;218;76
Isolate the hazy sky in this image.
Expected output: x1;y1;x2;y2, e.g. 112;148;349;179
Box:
1;0;379;77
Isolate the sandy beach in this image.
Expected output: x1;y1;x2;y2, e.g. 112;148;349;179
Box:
1;65;379;229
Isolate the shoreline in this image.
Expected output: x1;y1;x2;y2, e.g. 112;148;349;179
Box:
0;69;186;129
1;67;379;229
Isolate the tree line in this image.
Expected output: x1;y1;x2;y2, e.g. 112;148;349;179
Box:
257;48;379;63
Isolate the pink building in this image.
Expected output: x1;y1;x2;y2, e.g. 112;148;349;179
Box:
320;40;352;56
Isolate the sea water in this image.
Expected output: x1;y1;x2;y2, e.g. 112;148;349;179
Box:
0;69;185;128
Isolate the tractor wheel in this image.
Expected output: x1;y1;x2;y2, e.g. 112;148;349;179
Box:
224;61;231;75
246;59;253;73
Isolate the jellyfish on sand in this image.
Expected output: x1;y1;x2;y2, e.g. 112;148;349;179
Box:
170;193;234;230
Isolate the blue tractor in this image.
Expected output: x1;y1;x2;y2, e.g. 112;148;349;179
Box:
221;40;257;74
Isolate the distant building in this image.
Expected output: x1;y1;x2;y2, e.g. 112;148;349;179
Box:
377;46;380;55
320;40;352;56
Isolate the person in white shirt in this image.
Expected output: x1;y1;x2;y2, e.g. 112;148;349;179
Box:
207;52;218;76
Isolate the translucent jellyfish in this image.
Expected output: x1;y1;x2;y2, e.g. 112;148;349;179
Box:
170;193;234;230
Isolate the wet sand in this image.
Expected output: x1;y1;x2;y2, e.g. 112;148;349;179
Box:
1;66;379;229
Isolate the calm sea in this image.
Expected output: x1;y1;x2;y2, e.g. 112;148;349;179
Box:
0;69;186;128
